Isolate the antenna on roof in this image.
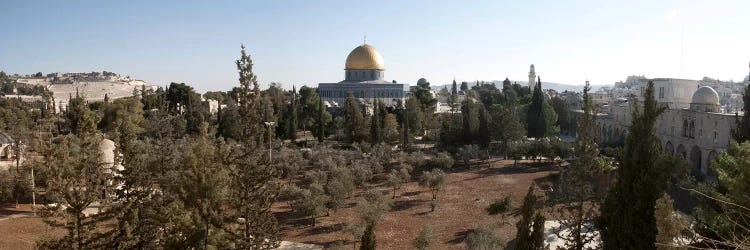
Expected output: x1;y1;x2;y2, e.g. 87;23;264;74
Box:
363;35;367;45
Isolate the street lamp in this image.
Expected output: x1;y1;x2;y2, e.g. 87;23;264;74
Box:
264;122;276;162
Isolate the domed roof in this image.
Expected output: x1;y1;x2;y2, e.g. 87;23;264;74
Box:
691;86;720;105
345;44;384;70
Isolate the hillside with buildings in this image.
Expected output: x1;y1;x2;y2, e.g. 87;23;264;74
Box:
3;71;157;112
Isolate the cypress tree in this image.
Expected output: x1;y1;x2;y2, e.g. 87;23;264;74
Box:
360;222;376;250
731;84;750;142
461;100;479;145
478;105;490;149
345;93;366;143
526;77;546;138
516;184;536;249
289;86;298;141
515;183;546;250
402;102;411;150
600;81;675;249
530;213;546;249
317;99;324;143
450;79;458;111
370;101;382;144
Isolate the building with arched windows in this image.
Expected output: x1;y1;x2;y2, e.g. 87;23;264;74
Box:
318;43;406;106
599;83;739;180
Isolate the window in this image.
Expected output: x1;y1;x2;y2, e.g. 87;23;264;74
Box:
659;87;664;99
714;131;718;143
683;120;688;137
689;120;696;139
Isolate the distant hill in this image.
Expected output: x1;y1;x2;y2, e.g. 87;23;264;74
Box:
432;80;610;93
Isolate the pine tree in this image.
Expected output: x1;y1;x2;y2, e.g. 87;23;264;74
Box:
217;45;281;249
655;193;687;250
38;134;115;249
166;136;228;249
490;105;525;159
235;44;264;142
600;81;676;249
694;141;750;248
552;81;601;250
412;79;435;133
65;92;98;135
404;97;422;136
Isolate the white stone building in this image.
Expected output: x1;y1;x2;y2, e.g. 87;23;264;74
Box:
599;85;739;179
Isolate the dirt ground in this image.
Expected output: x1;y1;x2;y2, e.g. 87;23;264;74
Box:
0;204;63;250
0;159;557;250
277;159;558;250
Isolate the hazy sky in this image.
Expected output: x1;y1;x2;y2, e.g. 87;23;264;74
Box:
1;0;749;92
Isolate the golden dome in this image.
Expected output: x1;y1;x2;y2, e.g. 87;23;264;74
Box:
345;44;384;70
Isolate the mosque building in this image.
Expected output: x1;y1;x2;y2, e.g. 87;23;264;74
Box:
318;43;406;106
599;82;739;180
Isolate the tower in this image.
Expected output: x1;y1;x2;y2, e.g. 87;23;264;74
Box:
528;64;536;89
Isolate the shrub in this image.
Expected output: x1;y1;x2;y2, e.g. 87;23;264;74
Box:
404;151;426;168
413;225;433;250
466;228;503;250
456;144;479;166
478;150;490;161
486;196;512;215
428;151;455;169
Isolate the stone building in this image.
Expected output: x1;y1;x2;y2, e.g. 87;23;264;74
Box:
318;43;406;106
0;132;14;160
599;84;739;179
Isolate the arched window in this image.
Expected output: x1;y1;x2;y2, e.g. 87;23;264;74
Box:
713;131;718;143
683;120;688;137
689;120;695;139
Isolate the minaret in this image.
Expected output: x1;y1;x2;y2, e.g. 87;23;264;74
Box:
528;64;536;89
